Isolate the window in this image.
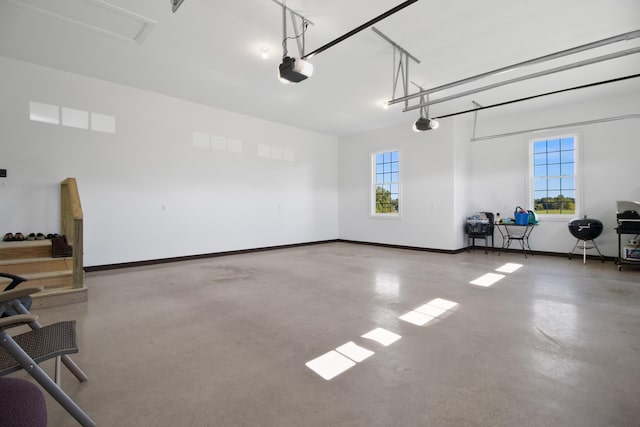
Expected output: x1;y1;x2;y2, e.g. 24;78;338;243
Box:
29;101;116;134
531;136;577;215
372;150;400;215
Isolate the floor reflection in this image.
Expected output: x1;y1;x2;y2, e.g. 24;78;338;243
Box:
533;299;578;343
374;272;400;299
529;299;581;385
529;349;581;386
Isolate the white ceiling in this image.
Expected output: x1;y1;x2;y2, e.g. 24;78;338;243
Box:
1;0;639;137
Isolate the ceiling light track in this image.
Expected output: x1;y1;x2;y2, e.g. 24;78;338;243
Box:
388;29;640;107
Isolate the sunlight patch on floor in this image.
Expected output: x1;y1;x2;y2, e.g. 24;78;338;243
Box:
305;351;356;380
335;341;375;363
361;327;402;346
470;272;505;287
400;298;459;326
495;263;523;273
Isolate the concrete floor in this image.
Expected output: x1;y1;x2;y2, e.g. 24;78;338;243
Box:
18;242;640;426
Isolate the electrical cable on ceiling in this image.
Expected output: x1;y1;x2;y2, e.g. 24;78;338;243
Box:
282;21;310;59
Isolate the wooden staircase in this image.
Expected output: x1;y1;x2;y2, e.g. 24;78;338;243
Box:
0;178;87;308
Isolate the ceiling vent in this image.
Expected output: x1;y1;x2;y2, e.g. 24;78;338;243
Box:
8;0;156;44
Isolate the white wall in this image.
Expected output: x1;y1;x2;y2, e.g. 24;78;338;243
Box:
452;116;473;249
465;90;640;256
338;89;640;256
338;119;459;250
3;56;638;263
0;57;339;266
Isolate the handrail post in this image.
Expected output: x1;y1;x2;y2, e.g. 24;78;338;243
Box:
60;178;84;289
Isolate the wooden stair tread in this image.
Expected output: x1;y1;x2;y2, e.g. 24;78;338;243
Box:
31;287;87;308
0;257;73;276
0;269;73;282
0;240;51;249
0;179;87;309
0;256;71;266
0;241;53;261
33;287;86;298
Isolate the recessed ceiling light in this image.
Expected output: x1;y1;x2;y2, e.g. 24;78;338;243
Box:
260;47;269;60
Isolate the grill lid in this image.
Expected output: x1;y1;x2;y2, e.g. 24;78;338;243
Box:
568;218;603;240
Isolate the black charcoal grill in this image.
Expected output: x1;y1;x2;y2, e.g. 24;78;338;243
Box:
568;217;605;263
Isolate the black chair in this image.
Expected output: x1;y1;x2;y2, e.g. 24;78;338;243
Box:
465;212;495;254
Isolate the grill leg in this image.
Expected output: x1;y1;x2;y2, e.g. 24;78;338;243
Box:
570;238;605;264
591;239;605;262
569;239;581;260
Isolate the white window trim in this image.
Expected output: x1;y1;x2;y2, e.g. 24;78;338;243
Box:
370;148;402;219
528;132;582;222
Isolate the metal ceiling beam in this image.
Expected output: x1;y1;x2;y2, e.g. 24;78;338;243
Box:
171;0;185;14
403;46;640;112
271;0;314;25
388;29;640;106
372;27;421;109
274;0;314;59
372;27;420;63
471;114;640;142
430;73;640;121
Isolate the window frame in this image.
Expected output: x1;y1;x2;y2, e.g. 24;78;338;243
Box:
528;133;581;220
370;148;402;219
